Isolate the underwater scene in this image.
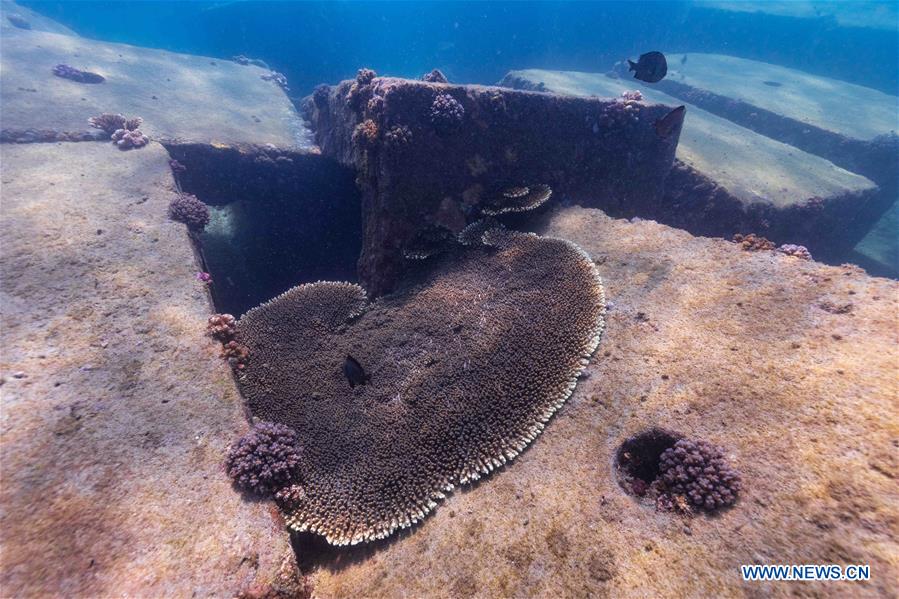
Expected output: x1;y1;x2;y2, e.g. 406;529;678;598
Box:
0;1;897;597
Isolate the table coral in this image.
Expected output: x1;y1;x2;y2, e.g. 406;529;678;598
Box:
235;232;605;545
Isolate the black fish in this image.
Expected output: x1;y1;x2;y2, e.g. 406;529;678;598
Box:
628;51;668;83
344;355;369;388
655;105;686;138
681;54;688;65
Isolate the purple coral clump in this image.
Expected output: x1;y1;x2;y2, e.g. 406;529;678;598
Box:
226;421;302;497
52;64;105;84
620;90;644;102
384;124;412;150
777;244;812;261
168;193;210;231
659;439;741;512
430;93;465;134
356;68;377;85
111;128;149;150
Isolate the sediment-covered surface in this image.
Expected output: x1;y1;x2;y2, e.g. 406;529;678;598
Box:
0;26;311;148
305;206;898;598
0;142;299;597
502;69;883;262
307;76;682;295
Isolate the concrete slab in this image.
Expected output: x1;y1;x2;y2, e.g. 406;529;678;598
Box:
696;1;898;32
303;206;899;599
0;142;301;597
1;0;77;36
0;27;312;149
501;69;881;260
853;199;899;277
655;53;898;183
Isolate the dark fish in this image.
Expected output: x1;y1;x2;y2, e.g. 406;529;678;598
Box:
655;105;686;138
681;54;688;65
763;80;782;87
344;355;369;388
628;51;668;83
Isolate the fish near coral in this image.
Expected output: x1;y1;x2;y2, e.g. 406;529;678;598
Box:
628;51;667;83
343;355;369;388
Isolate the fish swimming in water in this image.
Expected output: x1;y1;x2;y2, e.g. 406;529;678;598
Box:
628;51;668;83
655;105;686;138
344;355;369;388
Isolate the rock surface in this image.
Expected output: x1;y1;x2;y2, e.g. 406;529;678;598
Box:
0;26;311;148
502;69;883;262
0;142;300;597
304;206;898;598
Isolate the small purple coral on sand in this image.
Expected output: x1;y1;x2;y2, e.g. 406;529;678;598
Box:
168;193;210;231
430;93;465;134
88;113;127;135
53;64;105;84
89;114;147;149
196;271;213;284
620;90;644;102
226;421;302;498
777;244;812;260
659;438;741;512
169;159;187;173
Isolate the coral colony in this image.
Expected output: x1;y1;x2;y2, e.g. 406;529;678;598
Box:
52;64;105;84
167;193;210;232
226;421;302;497
659;439;742;512
429;92;465;134
234;230;605;545
88;113;148;150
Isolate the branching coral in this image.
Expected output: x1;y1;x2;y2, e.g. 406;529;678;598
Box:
422;69;449;84
207;313;237;341
221;340;250;369
482;184;553;215
226;421;302;498
347;68;377;111
168;193;210;231
89;114;147;149
659;439;741;512
52;64;105;84
88;113;127;135
352;119;380;150
429;93;465;134
235;233;605;545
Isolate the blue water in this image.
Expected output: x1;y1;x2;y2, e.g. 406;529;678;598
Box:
24;1;899;98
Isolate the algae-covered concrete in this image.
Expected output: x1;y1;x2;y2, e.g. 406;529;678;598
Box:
306;206;898;598
0;142;300;597
0;26;311;149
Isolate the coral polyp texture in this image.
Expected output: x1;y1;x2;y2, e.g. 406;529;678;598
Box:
226;421;302;498
52;64;105;84
402;225;455;260
235;234;605;545
167;193;210;231
482;184;553;215
659;439;741;512
347;68;377;111
352;119;380;150
429;93;465;134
